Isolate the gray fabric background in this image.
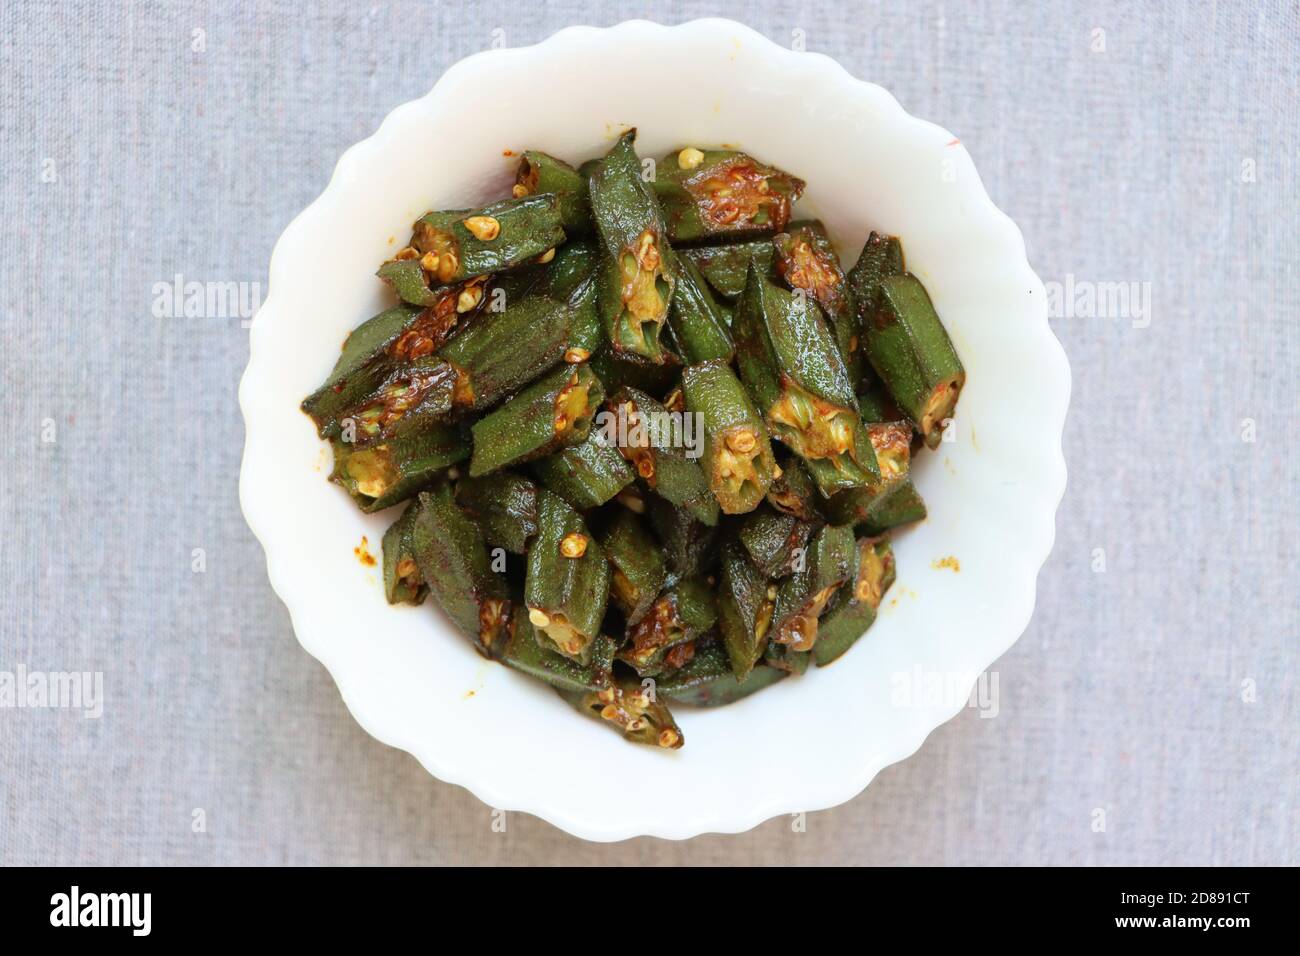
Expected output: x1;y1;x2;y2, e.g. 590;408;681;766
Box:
1;0;1296;866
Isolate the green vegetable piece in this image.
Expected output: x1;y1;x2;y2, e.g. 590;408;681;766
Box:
858;480;927;537
618;577;717;676
607;386;718;526
529;428;634;510
454;471;539;554
400;194;565;284
717;538;776;681
411;484;512;658
679;239;776;300
864;273;965;448
770;523;858;653
533;240;605;357
736;503;818;578
557;676;684;749
597;509;667;628
524;490;610;663
814;538;896;666
437;288;571;412
646;493;719;578
469;364;603;476
502;621;616;695
587;347;680;396
732;263;880;496
340;355;460;447
667;253;733;363
765;454;821;522
774;220;863;382
653;147;804;242
302;302;469;439
588;130;677;363
382;500;426;605
516;150;593;235
856;382;905;424
657;644;787;707
824;421;913;526
680;359;776;514
330;422;469;512
845;231;904;320
763;640;811;675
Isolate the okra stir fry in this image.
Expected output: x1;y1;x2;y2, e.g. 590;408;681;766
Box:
302;129;964;749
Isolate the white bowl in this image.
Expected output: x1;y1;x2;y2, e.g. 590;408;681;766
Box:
239;18;1069;841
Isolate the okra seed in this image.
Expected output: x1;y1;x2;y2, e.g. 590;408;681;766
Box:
394;246;419;260
658;729;680;748
563;347;590;364
597;688;616;703
511;183;529;199
627;719;646;732
536;247;556;264
772;463;784;479
725;430;756;454
463;215;501;241
600;704;621;721
456;287;483;313
554;414;568;431
677;147;705;170
528;608;551;628
559;533;588;559
420;251;441;273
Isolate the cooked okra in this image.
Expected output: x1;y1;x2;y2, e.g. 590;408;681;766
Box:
524;490;610;664
303;131;966;748
468;363;602;476
588;130;677;363
653;147;804;242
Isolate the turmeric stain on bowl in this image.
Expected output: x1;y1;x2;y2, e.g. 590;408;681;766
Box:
932;556;961;572
354;536;377;567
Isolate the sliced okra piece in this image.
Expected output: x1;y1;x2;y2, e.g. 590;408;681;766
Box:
680;360;776;514
514;150;593;235
524;490;610;663
561;273;604;359
824;421;913;526
557;676;683;749
774;220;863;382
529;428;634;510
864;273;965;448
657;643;788;707
454;471;540;554
437;288;571;412
814;538;896;666
340;355;461;446
646;493;719;579
667;253;734;364
653;147;804;242
529;240;604;358
397;194;565;285
770;523;858;653
330;421;469;512
736;503;819;578
733;263;880;496
763;640;811;675
679;239;776;300
618;577;717;676
302;301;465;438
857;382;905;424
607;386;718;526
858;480;927;537
587;347;680;396
588;130;677;364
845;231;904;319
765;454;821;522
717;538;776;681
469;364;602;476
596;508;667;628
502;621;617;695
411;484;512;658
381;500;426;605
